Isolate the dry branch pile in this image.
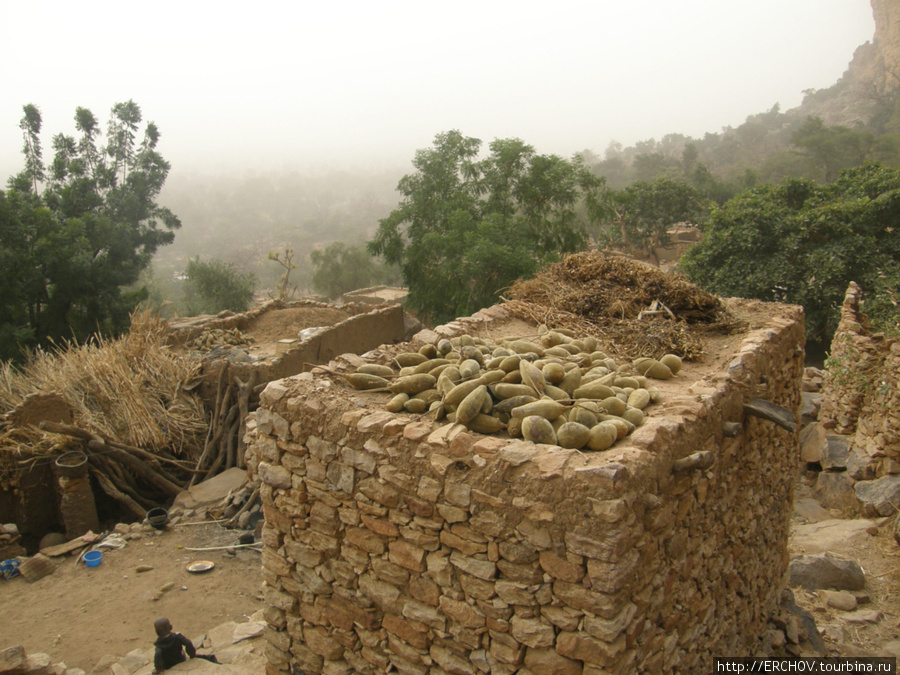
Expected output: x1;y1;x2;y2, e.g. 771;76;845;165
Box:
504;252;741;359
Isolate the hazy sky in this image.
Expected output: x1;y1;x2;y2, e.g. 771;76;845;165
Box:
0;0;876;177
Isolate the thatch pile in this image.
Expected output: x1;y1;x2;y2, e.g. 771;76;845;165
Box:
0;311;206;457
0;311;209;517
504;252;740;359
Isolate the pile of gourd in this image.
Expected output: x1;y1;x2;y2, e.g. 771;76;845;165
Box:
345;330;681;452
189;327;253;351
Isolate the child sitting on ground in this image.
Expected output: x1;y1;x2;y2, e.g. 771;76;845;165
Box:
152;617;218;673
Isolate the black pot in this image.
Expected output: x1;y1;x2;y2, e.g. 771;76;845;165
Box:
146;507;169;529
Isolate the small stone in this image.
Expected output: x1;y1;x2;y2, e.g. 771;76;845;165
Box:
820;590;857;612
818;624;848;642
135;565;153;573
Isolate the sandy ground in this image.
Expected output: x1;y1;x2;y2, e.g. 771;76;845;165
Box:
0;521;263;672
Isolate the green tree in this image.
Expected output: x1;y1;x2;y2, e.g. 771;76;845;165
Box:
183;257;257;315
0;102;180;360
679;163;900;344
611;178;706;257
310;242;394;300
792;116;877;183
369;131;612;324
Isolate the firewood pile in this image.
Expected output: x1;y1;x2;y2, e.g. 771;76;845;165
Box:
0;311;254;519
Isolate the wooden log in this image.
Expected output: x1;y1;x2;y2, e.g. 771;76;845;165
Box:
744;398;796;433
86;439;183;497
203;404;240;480
91;467;146;519
234;371;258;469
38;421;190;477
90;455;156;511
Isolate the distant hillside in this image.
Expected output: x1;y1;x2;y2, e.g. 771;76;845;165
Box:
585;0;899;193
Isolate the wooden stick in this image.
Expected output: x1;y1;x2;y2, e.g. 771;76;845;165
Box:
224;411;240;470
183;542;262;552
226;486;260;527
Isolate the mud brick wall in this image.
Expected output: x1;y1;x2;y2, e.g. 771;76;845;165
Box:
248;303;804;674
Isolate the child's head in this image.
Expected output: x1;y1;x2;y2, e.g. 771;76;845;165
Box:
154;617;173;638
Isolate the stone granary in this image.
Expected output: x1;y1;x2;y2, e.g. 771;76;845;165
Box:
246;298;804;673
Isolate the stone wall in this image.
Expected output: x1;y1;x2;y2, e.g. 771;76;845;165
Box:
818;282;900;485
248;300;804;673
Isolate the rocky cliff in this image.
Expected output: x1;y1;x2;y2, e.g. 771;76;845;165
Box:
790;0;898;128
869;0;900;92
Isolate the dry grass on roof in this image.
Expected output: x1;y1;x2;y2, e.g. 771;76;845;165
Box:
0;310;207;460
504;251;742;360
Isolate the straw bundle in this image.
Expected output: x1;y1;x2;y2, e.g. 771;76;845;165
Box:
0;310;207;459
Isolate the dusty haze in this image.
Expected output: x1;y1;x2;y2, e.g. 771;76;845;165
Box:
0;0;875;178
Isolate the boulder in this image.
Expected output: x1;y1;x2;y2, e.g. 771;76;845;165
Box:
800;423;826;464
855;474;900;516
800;392;822;426
0;646;27;673
821;435;852;472
789;552;866;591
814;472;860;515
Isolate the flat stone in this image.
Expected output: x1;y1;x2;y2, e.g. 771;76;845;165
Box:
790;519;874;554
206;621;239;650
232;621;265;643
793;498;832;523
840;609;882;624
174;468;247;509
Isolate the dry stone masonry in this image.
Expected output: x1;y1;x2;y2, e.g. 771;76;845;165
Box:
247;299;804;673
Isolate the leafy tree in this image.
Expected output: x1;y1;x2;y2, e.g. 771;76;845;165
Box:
310;242;395;300
679;163;900;344
1;102;180;361
611;178;706;258
369;131;612;324
183;257;257;315
792;116;876;183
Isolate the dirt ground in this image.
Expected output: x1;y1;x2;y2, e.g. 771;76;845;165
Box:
0;520;263;672
790;479;900;658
